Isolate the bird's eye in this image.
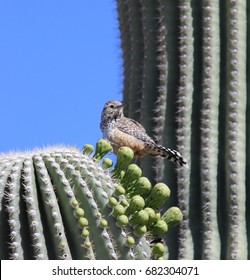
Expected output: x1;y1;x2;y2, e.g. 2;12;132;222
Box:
110;105;114;109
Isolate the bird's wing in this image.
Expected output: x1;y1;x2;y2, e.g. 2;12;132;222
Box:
128;118;146;132
116;118;154;143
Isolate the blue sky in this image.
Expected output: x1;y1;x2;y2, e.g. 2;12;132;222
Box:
0;0;122;153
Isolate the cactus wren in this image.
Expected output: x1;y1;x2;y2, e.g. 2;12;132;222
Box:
100;100;187;166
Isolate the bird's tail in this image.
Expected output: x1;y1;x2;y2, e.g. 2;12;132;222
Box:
151;144;188;167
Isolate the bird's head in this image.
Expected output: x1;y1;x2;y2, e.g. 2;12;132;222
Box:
101;100;124;121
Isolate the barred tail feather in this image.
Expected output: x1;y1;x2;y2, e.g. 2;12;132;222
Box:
153;144;188;167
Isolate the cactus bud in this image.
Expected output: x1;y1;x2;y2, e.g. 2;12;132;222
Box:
116;215;129;227
112;147;134;178
120;198;129;207
102;158;113;169
129;210;149;226
113;204;126;217
150;220;168;235
108;197;118;207
122;164;142;187
74;208;85;218
125;195;145;215
93;139;112;161
134;225;147;236
78;217;89;228
99;219;108;228
131;177;152;196
152;243;165;258
82;144;94;155
71;200;79;208
161;207;183;227
114;185;126;196
81;229;89;238
144;207;157;225
145;183;170;208
126;236;135;247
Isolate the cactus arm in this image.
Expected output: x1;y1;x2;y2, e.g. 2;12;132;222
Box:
117;0;249;260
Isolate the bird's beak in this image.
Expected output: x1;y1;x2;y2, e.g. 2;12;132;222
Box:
118;103;125;110
117;103;124;114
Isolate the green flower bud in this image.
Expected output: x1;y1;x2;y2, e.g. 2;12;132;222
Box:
93;139;112;161
78;217;89;228
134;225;147;236
120;198;129;207
132;177;152;196
114;185;126;196
129;210;149;226
108;197;118;207
71;200;79;208
96;212;102;217
120;170;125;180
117;215;129;227
122;164;142;186
84;241;92;248
125;195;145;215
150;220;168;235
82;144;94;155
155;211;161;221
81;229;89;238
152;243;165;258
126;236;135;247
112;147;134;178
74;208;85;218
145;183;171;208
99;219;108;228
113;204;125;217
59;242;66;249
144;207;157;225
161;207;183;228
102;158;113;169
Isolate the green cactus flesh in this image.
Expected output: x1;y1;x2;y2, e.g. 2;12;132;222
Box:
116;0;249;260
0;140;182;260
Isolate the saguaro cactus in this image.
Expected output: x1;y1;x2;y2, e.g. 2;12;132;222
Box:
0;140;182;259
116;0;249;259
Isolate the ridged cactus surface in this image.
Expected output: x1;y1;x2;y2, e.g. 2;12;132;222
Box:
0;140;182;260
116;0;249;259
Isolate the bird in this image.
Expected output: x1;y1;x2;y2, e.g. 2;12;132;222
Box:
100;100;187;167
